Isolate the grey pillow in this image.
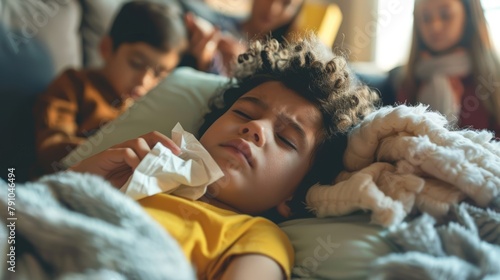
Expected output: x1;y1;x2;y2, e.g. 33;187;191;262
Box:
279;213;399;280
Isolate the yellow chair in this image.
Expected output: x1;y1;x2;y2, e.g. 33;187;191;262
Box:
294;2;343;48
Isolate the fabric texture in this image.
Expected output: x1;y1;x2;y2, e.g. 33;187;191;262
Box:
33;68;130;173
397;51;500;137
61;67;229;167
414;51;471;123
139;193;294;280
369;201;500;279
0;171;195;280
306;104;500;227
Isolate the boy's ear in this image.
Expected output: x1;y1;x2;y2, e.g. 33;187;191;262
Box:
276;196;293;218
99;35;114;61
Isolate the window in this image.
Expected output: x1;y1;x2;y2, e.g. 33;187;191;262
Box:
375;0;500;71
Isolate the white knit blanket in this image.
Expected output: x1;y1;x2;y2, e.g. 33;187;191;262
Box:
306;105;500;227
0;172;195;280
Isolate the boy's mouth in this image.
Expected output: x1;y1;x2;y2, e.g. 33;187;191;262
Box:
221;139;254;167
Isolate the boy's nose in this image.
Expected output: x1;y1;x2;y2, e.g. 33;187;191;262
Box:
239;121;266;147
137;70;153;87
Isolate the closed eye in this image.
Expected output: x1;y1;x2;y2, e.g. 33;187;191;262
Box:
278;135;297;150
233;110;253;119
129;59;146;71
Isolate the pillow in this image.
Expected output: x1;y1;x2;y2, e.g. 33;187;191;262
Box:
61;67;229;168
279;212;399;280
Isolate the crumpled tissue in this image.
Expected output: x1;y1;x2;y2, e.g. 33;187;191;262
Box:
120;123;224;200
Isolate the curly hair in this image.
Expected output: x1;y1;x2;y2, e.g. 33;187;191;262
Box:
198;34;380;221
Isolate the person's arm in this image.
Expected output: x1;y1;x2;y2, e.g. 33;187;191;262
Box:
68;131;181;188
34;70;86;173
184;12;221;71
220;254;285;280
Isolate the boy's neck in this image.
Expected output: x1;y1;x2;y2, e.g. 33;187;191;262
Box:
199;194;241;213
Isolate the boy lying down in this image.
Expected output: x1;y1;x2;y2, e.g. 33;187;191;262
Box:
13;35;379;279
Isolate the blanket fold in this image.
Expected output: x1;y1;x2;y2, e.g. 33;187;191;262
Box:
0;172;195;280
306;105;500;226
370;202;500;279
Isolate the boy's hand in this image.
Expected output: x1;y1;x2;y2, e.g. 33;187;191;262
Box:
68;131;181;188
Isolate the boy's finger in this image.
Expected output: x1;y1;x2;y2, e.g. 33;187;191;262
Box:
184;12;199;32
120;147;142;170
138;131;181;155
113;137;151;159
194;29;220;54
104;148;142;171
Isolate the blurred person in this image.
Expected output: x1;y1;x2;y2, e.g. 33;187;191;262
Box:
181;0;304;75
397;0;500;137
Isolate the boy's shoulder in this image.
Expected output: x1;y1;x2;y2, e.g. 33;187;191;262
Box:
48;68;109;92
46;68;89;89
55;68;96;83
39;68;116;102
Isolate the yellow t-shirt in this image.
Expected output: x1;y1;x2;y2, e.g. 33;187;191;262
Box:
139;193;294;279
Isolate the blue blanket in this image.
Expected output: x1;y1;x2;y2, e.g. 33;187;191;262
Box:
370;200;500;279
0;172;195;280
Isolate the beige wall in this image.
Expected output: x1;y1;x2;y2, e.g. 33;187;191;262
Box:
327;0;379;62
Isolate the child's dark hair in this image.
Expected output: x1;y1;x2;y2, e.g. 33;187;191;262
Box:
109;1;187;52
198;34;380;222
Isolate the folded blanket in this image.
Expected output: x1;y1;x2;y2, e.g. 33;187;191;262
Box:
0;172;195;280
369;201;500;279
306;105;500;226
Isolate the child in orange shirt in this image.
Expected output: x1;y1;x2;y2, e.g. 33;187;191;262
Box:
33;1;187;174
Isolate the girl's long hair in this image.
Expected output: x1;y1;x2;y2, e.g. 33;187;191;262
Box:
402;0;500;124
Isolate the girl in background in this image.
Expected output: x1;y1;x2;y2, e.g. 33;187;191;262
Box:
397;0;500;137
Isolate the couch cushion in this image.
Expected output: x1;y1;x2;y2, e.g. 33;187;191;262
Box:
0;0;82;74
0;0;81;182
0;22;57;182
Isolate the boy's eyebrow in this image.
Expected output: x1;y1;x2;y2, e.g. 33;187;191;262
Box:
130;50;168;72
238;96;307;142
130;50;149;62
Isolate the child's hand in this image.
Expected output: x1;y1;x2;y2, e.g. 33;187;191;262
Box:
68;131;181;188
184;12;221;71
218;35;247;75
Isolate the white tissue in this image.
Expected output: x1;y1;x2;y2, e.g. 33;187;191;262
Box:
120;123;224;200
